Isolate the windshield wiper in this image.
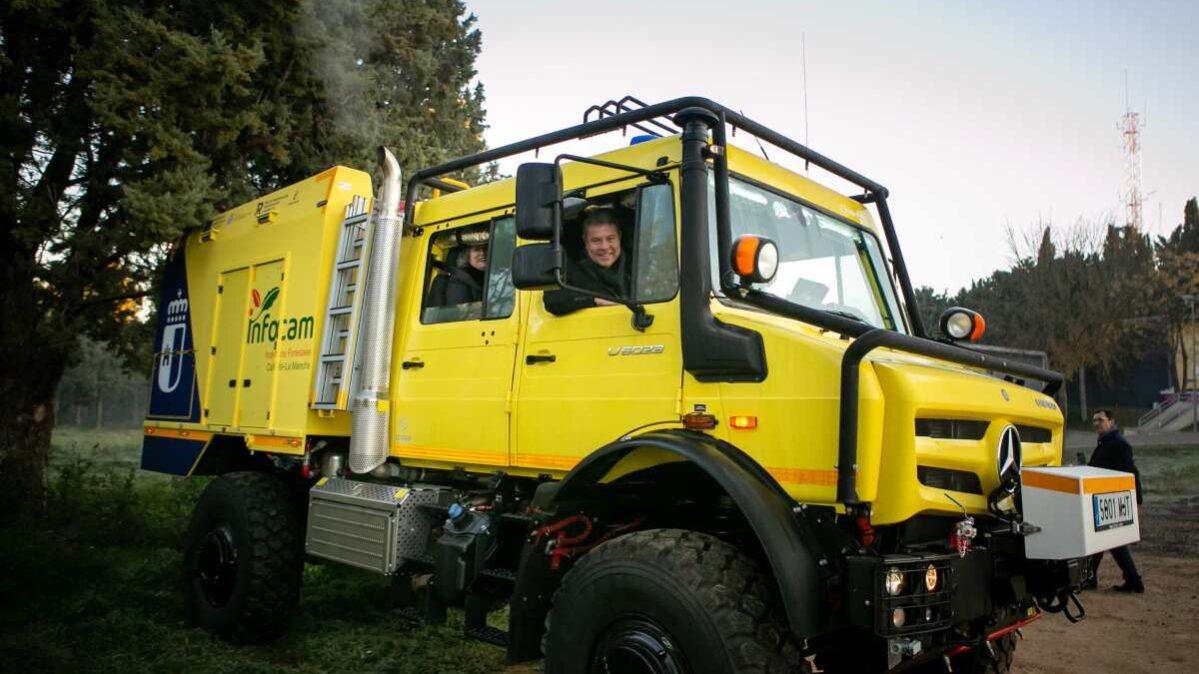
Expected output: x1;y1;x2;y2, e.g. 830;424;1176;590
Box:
731;286;872;338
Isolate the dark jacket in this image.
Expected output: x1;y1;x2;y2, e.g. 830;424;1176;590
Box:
544;254;629;316
444;265;484;305
1088;428;1143;504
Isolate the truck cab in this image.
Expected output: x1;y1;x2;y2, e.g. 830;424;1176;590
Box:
143;96;1139;674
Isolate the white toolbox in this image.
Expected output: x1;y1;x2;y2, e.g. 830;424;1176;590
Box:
1020;466;1141;560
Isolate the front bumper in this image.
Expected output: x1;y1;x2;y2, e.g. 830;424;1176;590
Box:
844;540;1090;642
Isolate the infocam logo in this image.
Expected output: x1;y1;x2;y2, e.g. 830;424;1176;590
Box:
246;286;314;344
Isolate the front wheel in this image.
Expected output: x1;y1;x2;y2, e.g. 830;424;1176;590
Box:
183;471;303;643
542;529;808;674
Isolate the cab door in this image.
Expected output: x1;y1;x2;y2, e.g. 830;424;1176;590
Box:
513;182;682;472
392;216;519;469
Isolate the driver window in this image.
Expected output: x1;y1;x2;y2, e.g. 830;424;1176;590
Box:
544;183;677;316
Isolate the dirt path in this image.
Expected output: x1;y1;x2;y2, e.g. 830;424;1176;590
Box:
1015;553;1199;674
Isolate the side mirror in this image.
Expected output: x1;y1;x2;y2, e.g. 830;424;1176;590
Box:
939;307;986;342
515;163;560;240
512;243;561;290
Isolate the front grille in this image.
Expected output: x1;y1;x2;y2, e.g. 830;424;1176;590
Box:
915;418;989;440
917;466;983;495
1015;424;1052;443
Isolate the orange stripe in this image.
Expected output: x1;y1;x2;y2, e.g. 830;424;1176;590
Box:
247;434;305;449
394;444;509;466
1021;470;1080;494
1083;475;1136;494
144;427;214;442
513;453;582;470
767;467;839;487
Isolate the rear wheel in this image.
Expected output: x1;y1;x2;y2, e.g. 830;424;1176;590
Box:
184;471;303;643
542;529;808;674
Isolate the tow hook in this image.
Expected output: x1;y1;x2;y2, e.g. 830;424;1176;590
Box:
887;637;922;670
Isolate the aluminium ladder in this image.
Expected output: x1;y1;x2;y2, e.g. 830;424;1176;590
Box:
312;195;372;410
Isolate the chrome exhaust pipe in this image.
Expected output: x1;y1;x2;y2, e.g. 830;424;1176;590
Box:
349;147;403;474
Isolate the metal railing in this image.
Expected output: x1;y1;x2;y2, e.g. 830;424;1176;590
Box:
1137;392;1197;430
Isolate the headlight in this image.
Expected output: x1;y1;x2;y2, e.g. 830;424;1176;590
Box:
924;564;938;592
938;307;986;342
885;567;906;596
891;607;907;628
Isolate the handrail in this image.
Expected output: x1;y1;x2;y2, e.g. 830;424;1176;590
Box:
1137;392;1196;429
837;329;1065;506
1137;398;1173;427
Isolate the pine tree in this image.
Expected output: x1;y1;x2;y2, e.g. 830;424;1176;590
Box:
0;0;490;521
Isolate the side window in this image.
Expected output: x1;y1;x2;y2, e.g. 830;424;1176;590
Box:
421;216;517;324
632;183;678;303
484;217;516;319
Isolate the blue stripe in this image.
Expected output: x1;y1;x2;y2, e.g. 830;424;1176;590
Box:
140;435;208;475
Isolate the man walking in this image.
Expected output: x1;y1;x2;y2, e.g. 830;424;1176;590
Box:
1086;409;1145;593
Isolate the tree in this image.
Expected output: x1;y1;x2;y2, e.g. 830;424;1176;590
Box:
948;222;1153;380
913;286;953;337
1;0;490;522
1155;197;1199;391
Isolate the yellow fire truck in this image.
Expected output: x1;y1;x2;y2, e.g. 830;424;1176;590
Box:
142;96;1140;673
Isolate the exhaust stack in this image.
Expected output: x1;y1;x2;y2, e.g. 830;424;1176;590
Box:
349;147;403;474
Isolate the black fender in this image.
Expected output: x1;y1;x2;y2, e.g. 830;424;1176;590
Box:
507;429;833;662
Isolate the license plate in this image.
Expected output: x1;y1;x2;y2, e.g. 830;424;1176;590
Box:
1092;491;1134;531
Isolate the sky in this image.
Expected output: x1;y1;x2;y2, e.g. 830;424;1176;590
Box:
466;0;1199;293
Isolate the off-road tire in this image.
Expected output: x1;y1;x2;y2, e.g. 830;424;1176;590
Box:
184;471;303;643
542;528;808;674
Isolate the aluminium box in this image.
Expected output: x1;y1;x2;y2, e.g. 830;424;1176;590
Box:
305;477;444;574
1020;466;1140;560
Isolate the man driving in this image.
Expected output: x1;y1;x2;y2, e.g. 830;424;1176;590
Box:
544;208;629;316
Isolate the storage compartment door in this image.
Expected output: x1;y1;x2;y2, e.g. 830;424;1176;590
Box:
207;267;250;427
240;259;286;429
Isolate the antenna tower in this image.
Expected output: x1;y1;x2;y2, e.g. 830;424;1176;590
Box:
1119;75;1144;231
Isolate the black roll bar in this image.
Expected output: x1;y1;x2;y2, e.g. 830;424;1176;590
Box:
837;329;1065;505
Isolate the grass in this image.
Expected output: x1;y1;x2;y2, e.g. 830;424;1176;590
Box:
0;427;512;674
1135;444;1199;504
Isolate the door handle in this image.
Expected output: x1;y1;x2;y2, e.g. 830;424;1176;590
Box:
526;354;556;365
402;360;425;370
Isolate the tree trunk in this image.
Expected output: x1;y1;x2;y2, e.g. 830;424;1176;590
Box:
0;357;67;525
0;247;71;524
95;393;104;429
1078;365;1088;422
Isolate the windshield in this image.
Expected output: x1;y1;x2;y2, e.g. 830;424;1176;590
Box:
709;176;907;332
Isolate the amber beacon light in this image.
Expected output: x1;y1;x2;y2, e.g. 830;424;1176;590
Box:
731;234;780;284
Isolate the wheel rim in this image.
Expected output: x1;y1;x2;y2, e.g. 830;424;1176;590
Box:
591;616;689;674
196;523;238;607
